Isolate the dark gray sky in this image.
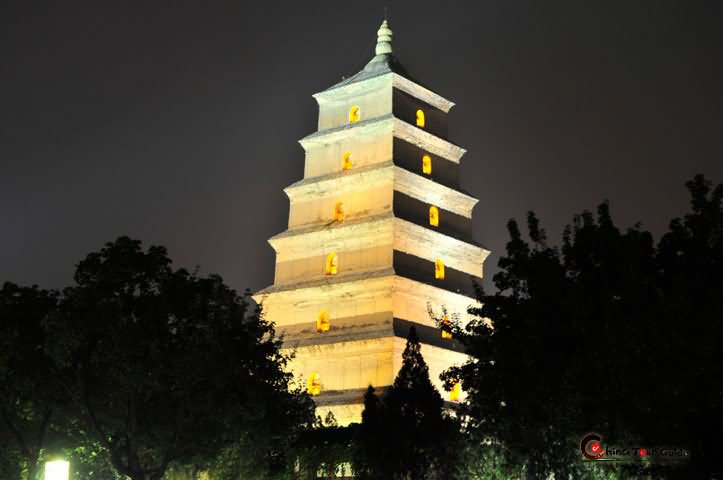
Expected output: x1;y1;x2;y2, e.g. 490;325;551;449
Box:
1;0;721;293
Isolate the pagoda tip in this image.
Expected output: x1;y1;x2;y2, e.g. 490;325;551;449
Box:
375;19;393;57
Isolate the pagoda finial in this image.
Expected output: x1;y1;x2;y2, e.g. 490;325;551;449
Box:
374;19;393;57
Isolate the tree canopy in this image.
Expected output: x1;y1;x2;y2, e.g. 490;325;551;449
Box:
2;237;315;480
445;175;722;478
354;327;462;480
0;283;62;480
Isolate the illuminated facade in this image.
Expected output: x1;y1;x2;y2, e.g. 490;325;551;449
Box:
255;20;490;425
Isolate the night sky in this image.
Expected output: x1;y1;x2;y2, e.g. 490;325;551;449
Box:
2;1;721;293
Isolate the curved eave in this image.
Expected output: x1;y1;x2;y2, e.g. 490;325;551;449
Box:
313;57;454;113
283;162;477;218
268;215;489;277
393;118;466;163
255;267;395;297
394;166;478;217
269;211;393;246
299;115;466;164
254;270;480;306
299;114;393;150
284;161;394;199
391;73;455;113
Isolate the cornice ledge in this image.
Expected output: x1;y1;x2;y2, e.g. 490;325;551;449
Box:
393;166;478;217
285;161;394;198
255;268;395;296
269;211;394;244
391;73;455;113
392;118;466;163
299;114;394;149
394;218;490;274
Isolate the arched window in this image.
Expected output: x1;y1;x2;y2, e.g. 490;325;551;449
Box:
435;259;445;279
422;154;432;175
441;314;453;339
429;206;439;227
449;381;461;402
316;310;330;333
325;253;338;275
334;202;345;222
342;151;353;170
307;373;321;395
416;109;426;128
349;105;361;124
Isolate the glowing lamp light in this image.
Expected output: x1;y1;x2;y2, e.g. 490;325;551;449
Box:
45;460;70;480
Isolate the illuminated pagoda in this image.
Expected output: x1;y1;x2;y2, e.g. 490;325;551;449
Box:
255;19;490;425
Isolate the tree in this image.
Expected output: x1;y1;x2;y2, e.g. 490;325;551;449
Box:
355;327;462;479
0;283;64;480
282;413;356;480
49;237;314;480
445;175;722;478
64;441;125;480
651;175;722;477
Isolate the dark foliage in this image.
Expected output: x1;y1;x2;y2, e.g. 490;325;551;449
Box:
0;283;63;480
0;237;315;480
445;175;722;478
355;327;462;479
285;414;357;479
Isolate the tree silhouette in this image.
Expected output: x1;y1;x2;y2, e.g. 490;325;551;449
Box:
286;413;356;480
445;175;722;478
355;327;461;479
48;237;315;480
0;283;64;480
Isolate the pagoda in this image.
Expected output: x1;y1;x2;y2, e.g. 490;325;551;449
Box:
255;19;490;425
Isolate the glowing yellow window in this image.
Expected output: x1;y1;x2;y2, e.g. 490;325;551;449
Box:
325;253;338;275
429;206;439;227
342;152;353;170
416;109;426;128
307;373;321;395
422;154;432;175
435;259;445;279
349;105;361;123
450;382;461;402
441;315;452;339
334;202;345;222
316;310;330;333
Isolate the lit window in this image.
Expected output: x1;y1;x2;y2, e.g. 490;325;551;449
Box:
316;310;330;333
441;315;452;339
307;373;321;395
450;381;461;402
334;202;345;221
435;259;445;279
342;151;353;170
429;206;439;227
416;109;426;128
349;105;361;124
325;253;338;275
422;154;432;175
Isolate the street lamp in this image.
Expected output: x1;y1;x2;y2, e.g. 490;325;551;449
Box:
44;459;69;480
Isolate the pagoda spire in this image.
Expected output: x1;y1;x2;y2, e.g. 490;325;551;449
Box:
374;19;393;57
